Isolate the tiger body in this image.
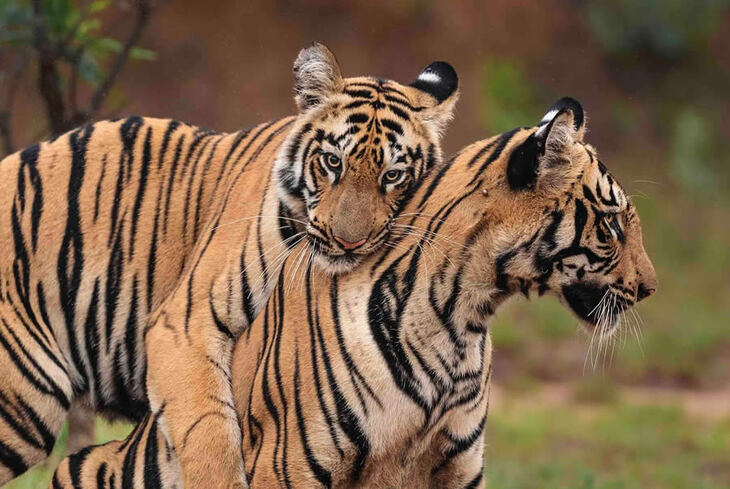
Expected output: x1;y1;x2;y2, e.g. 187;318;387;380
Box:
0;116;297;482
0;41;460;487
50;98;656;489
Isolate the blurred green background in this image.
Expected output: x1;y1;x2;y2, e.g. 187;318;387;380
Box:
2;0;729;487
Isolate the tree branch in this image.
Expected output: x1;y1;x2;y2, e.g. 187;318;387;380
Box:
0;111;13;157
0;51;30;156
31;0;67;136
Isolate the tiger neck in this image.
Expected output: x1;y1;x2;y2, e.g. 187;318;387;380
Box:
355;224;506;430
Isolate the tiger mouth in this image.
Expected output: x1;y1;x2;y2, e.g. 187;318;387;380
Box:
305;230;389;272
305;234;364;273
562;283;632;331
309;246;363;274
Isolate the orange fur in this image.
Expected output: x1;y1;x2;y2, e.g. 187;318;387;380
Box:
49;101;656;489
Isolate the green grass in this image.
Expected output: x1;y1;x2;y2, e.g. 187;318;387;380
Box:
3;419;132;489
485;401;730;489
5;397;728;489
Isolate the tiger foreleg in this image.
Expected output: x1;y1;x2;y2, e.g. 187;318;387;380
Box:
0;306;74;484
145;306;247;489
51;412;184;489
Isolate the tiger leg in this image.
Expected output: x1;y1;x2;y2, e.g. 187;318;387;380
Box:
0;307;74;484
431;436;486;489
51;413;183;489
145;305;245;489
431;366;491;489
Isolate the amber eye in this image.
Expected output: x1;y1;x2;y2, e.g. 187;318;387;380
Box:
383;169;405;184
321;153;341;170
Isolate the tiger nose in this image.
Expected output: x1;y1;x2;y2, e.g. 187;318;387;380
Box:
334;236;367;251
636;282;656;302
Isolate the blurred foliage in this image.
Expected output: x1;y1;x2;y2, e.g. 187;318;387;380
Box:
480;57;540;133
585;0;729;60
0;0;154;86
669;108;719;196
0;0;155;150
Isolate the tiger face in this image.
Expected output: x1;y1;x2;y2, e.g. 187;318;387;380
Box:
276;43;458;274
491;98;657;336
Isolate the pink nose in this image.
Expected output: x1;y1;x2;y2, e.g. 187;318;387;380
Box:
334;236;367;251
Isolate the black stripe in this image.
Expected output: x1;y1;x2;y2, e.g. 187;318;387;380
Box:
143;417;163;489
162;133;186;236
380;118;403;136
209;289;234;340
464;471;483;489
69;446;92;488
129;126;153;258
18;144;43;252
293;351;331;487
305;272;344;457
96;462;108;489
109;117;143;246
0;439;27;476
58;124;94;391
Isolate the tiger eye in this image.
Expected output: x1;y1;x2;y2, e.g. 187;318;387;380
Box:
384;169;403;182
325;154;341;168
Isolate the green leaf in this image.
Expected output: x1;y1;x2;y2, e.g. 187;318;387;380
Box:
92;36;123;54
0;1;33;32
77;18;101;36
89;0;111;14
77;51;103;85
129;47;156;61
43;0;75;37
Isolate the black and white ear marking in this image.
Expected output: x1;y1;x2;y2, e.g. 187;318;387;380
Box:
293;42;344;112
409;61;459;103
535;97;585;141
409;61;459;136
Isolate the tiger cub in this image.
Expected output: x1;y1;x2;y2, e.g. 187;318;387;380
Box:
0;43;458;487
50;98;655;488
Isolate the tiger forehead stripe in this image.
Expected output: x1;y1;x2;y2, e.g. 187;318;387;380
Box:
342;83;418;120
345;80;409;97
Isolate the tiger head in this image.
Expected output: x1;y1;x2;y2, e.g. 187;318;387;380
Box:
275;43;458;274
475;98;657;335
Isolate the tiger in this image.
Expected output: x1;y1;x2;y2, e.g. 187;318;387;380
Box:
49;97;656;488
0;42;459;488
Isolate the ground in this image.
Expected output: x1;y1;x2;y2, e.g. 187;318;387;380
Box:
5;382;729;489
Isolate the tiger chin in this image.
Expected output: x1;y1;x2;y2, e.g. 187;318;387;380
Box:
275;43;459;275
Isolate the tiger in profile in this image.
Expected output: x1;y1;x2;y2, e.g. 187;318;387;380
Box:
50;98;656;488
0;43;459;487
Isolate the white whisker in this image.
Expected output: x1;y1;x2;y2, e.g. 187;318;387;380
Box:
211;214;308;232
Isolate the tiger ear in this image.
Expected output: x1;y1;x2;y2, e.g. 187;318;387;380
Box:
409;61;459;135
535;97;585;144
293;42;344;112
507;97;586;190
